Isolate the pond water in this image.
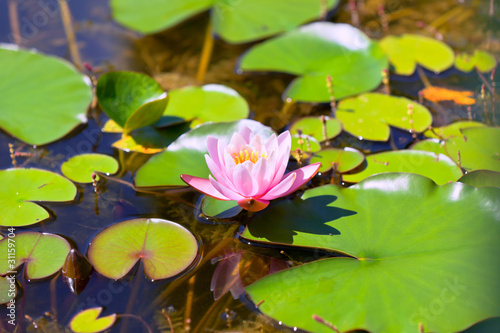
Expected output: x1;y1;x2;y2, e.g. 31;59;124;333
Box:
0;0;498;332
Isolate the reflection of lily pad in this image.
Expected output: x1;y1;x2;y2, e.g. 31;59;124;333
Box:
242;173;500;333
380;34;455;75
459;170;500;188
238;23;388;102
160;85;249;128
310;148;364;173
0;232;71;280
424;121;486;139
135;120;273;187
88;218;198;280
445;127;500;172
289;116;342;142
342;150;462;185
337;93;432;141
0;44;92;145
111;0;339;43
0;168;77;226
61;154;119;183
455;50;497;73
69;307;116;333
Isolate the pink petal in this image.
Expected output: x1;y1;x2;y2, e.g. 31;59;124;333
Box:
232;163;258;197
181;174;229;200
238;126;253;143
237;197;269;212
260;172;297;200
228;132;248;149
205;155;238;193
250;158;274;196
209;176;245;201
207;136;220;166
263;162;320;200
265;133;278;154
269;131;292;188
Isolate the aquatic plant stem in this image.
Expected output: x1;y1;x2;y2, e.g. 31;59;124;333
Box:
191;293;230;333
50;273;60;331
117;314;152;333
57;0;82;70
161;309;175;333
120;275;142;333
183;275;196;331
416;68;431;88
7;0;21;45
196;22;214;83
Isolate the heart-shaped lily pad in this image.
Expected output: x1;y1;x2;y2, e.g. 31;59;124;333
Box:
380;34;455;75
455;50;497;73
88;218;198;280
336;93;432;141
459;170;500;188
410;138;447;156
61;154;119;183
445;127;500;172
69;307;116;333
159;85;249;128
241;173;500;333
310;148;365;173
237;22;388;102
111;0;339;43
289;116;342;142
0;168;77;226
0;44;92;145
342;150;462;185
0;232;71;280
134;119;274;187
424;121;486;139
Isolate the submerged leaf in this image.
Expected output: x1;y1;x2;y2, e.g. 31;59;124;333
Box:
62;249;93;295
420;86;475;105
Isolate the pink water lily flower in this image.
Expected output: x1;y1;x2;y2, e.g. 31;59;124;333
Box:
181;127;321;212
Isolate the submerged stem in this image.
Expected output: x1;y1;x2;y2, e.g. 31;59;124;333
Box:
7;0;21;45
57;0;82;70
196;22;214;83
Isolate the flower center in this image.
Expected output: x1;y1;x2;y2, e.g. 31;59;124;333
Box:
232;149;267;164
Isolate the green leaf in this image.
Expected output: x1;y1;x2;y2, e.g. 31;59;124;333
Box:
201;196;241;219
342;150;462;185
134;119;274;187
110;0;339;43
88;218;198;280
0;232;71;280
310;148;364;173
455;50;497;73
410;138;447;156
61;154;119;183
289;116;342;142
444;127;500;172
459;170;500;188
123;96;168;135
237;23;388;102
96;71;166;128
0;44;92;145
242;173;500;333
424;121;486;139
69;307;116;333
380;34;455;75
0;276;16;304
336;93;432;141
290;134;321;159
160;85;249;128
0;168;77;226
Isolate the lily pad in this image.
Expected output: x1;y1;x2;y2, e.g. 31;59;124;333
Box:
159;85;249;128
290;134;321;159
69;307;116;333
0;168;77;227
380;34;455;75
289;116;342;142
237;22;388;102
336;93;432;141
0;44;92;145
201;196;242;219
134;119;273;187
61;154;119;183
88;218;198;280
455;50;497;73
445;127;500;172
96;71;167;134
0;276;16;304
111;0;339;43
410;138;447;156
459;170;500;188
424;121;486;139
310;148;364;173
342;150;462;185
242;173;500;333
0;232;71;280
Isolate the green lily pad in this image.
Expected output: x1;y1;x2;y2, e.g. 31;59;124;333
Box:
110;0;339;43
160;85;249;128
0;232;71;280
455;50;497;73
0;168;77;227
410;138;447;156
69;307;116;333
445;127;500;172
342;150;462;185
242;173;500;333
134;119;274;187
290;134;321;159
289;116;342;142
88;218;198;280
61;154;119;183
424;121;486;139
310;148;365;173
0;276;16;304
336;93;432;141
0;44;92;145
96;71;167;134
201;196;242;219
380;34;455;75
459;170;500;188
237;22;388;102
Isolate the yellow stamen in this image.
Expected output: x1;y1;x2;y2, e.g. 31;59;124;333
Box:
232;149;266;164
